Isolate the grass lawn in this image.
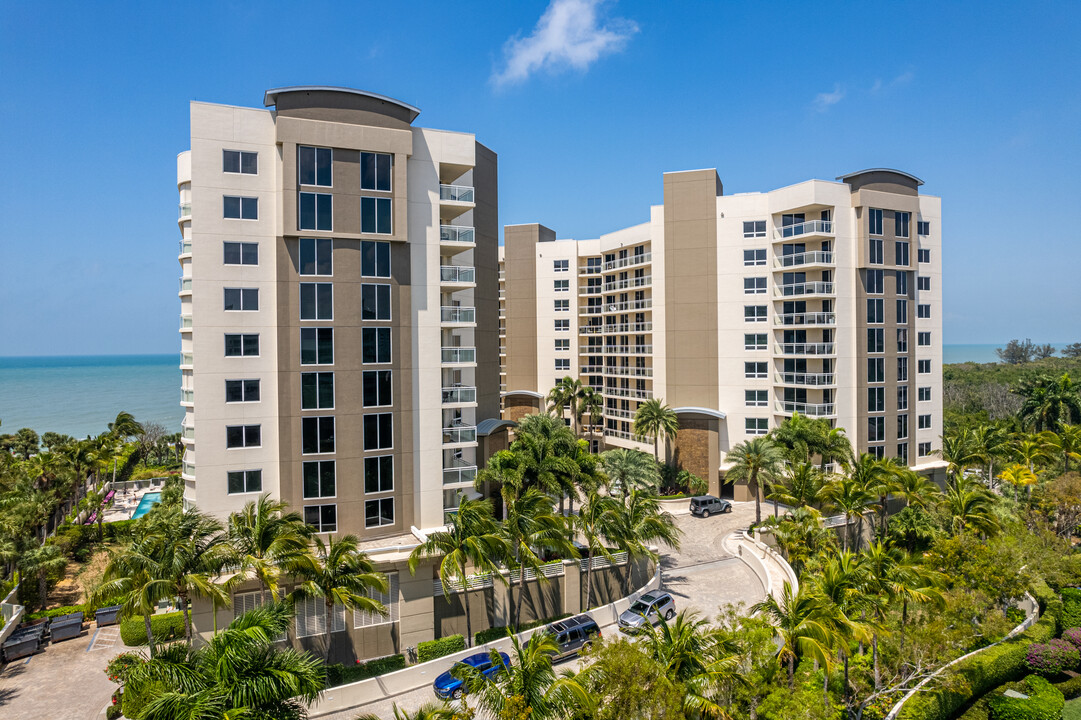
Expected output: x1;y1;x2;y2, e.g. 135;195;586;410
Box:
1064;697;1081;720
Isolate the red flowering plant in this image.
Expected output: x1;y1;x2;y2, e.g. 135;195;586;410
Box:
104;652;145;687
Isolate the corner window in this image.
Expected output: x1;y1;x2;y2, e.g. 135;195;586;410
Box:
363;370;392;407
300;238;333;276
302;372;335;410
361;241;391;278
299;146;332;187
223;150;257;175
301;328;334;365
303;461;336;499
360;152;392;191
361;197;392;234
226;425;261;449
303;504;337;533
364;413;393;450
365;498;394;528
224;196;258;220
362;327;392;364
300;283;333;320
299;192;332;231
364;456;393;494
302;416;335;455
224;242;258;265
225;379;260;403
224;288;259;312
227;470;262;494
361;284;392;320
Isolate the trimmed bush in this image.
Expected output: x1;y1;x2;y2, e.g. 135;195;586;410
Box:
417;634;465;663
1064;628;1081;651
1025;638;1080;677
119;612;186;646
473;613;574;646
26;604;89;621
1065;602;1081;635
326;654;406;686
987;674;1063;720
1055;674;1081;700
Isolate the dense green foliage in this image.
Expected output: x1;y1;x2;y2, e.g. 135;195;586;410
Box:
326;654;407;686
119;611;186;646
417;634;466;663
473;613;572;645
987;675;1064;720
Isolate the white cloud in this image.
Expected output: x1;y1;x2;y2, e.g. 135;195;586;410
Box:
813;84;845;112
492;0;639;87
871;71;914;93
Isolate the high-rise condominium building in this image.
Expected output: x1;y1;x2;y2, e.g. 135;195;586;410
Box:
500;169;946;497
176;87;503;539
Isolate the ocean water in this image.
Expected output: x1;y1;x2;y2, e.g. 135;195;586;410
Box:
0;355;181;438
942;343;1072;364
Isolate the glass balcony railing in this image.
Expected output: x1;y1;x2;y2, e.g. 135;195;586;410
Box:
179;239;192;254
440;184;475;203
603;275;652;292
443;466;478;485
777;219;833;238
775;281;833;297
776;372;836;387
775;312;835;326
440;265;475;283
441;386;478;404
179;278;192;292
178;203;192;219
441;347;476;364
778;401;836;417
182;426;195;440
180;316;192;330
775;251;833;268
776;343;835;356
181;353;193;366
603;252;651;272
182;462;195;476
180;389;194;403
442;426;477;444
440;225;475;244
440;306;476;324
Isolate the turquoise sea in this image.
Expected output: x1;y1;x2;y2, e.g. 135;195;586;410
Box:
0;355;181;438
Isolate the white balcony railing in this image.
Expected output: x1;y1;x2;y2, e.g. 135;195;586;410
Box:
179;278;192;292
604;366;653;377
603;275;652;292
439;225;475;244
442;427;477;444
774;251;834;268
580;305;603;315
778;401;836;417
440;265;475;283
776;343;835;356
605;345;652;355
441;386;477;405
603;252;651;272
605;299;652;313
181;353;193;367
439;184;474;203
605;407;637;420
579;284;603;295
179;239;192;255
440;306;476;324
777;219;833;239
775;281;834;297
775;312;835;326
602;387;653;400
601;322;652;334
180;389;194;404
443;466;478;485
775;372;836;387
178;203;192;219
441;347;476;364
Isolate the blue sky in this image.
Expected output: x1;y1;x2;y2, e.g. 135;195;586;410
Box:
1;0;1079;355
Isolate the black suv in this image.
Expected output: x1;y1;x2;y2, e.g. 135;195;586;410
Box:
689;495;732;518
546;614;601;661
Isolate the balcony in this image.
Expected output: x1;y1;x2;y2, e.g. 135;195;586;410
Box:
605;345;653;355
442;426;478;445
776;219;833;239
602;322;652;334
441;347;476;365
605;299;652;313
179;239;191;255
182;461;196;478
180;315;192;332
605;407;637;420
604;366;653;377
776;343;835;356
777;401;836;417
580;364;604;374
603;275;652;292
179;278;192;293
439;225;475;248
440;306;476;325
603;252;651;272
774;251;833;268
440;184;475;203
441;386;478;405
440;265;475;285
603;387;653;400
180;353;193;368
775;281;834;297
579;284;603;295
180;389;194;405
775;372;836;387
775;312;835;326
579;262;602;275
580;305;603;316
178;203;191;220
182;425;195;440
443;465;478;485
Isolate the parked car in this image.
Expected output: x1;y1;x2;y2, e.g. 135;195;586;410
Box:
689;495;731;518
433;650;511;700
618;591;676;632
546;614;601;661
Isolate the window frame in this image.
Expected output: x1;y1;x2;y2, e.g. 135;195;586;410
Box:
224;333;259;358
918;387;932;402
223;287;259;312
364;455;394;495
361;196;393;235
895;211;911;239
303;460;337;500
298;146;333;188
362;370;393;408
745;418;769;436
301;372;335;411
869;208;883;236
744;333;768;351
744;277;767;295
918;359;932;374
301;416;336;455
360;240;392;278
223;195;258;220
299;238;333;277
742;220;767;238
745;390;768;407
223;149;258;175
363;412;394;451
918;414;932;430
365;498;395;528
303;504;337;534
359;151;392;191
300;282;334;321
743;249;767;267
361;283;392;321
225;379;261;404
362;327;392;364
223;241;258;266
299;192;333;231
300;327;334;366
226;469;262;495
745;362;768;379
226;424;261;449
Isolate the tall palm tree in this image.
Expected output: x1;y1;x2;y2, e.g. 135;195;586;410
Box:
513;413;583;515
96;535;176;658
942;475;1000;535
600;447;660;499
502;487;577;628
725;437;786;525
1043;424;1081;473
633;398;679;462
1017;372;1081;432
811;551;873;706
547;376;583;435
228;494;313;600
938;426;981;484
766;462;829;514
851;454;897;536
19;544;66;611
819;426;854;472
998;463;1038;502
751;581;835;689
408;495;507;647
769;412;821;464
971;423;1009;486
579;386;604;451
289;534;388;666
576;491;620;609
1013;433;1053;475
823;474;874;552
610;490;681;593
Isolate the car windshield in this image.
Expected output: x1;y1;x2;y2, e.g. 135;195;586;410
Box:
629;600;650;614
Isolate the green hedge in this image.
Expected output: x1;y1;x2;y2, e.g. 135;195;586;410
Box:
27;604;90;621
1056;674;1081;700
103;519;139;542
326;654;407;686
417;634;465;663
473;613;573;646
986;674;1063;720
119;612;186;646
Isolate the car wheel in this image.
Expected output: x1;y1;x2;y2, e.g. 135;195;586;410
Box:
702;510;710;518
725;505;732;513
452;689;463;700
666;609;675;620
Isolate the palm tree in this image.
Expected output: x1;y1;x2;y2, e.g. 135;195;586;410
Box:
109;410;145;440
819;426;854;472
998;463;1038;502
547;376;583;434
1017;372;1081;431
228;494;313;600
766;462;829;515
942;475;1000;535
971;423;1009;486
409;495;507;647
600;447;660;499
355;703;454;720
851;454;897;536
725;437;786;525
96;534;175;658
576;491;620;609
938;426;982;484
633;398;679;462
770;412;821;464
19;544;66;611
126;602;324;720
502;487;577;629
513;413;584;515
1014;433;1053;475
456;632;594;720
892;466;941;509
811;551;873;705
579;386;604;451
751;581;835;689
823;474;874;552
764;506;836;577
289;534;388;666
610;489;681;593
1044;424;1081;473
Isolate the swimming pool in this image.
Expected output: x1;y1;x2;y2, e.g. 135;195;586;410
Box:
131;491;162;519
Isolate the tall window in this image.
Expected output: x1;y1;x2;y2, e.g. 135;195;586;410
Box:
364;413;393;450
868;358;885;383
867;328;884;354
897;386;909;410
866;270;884;294
302;372;334;410
224;288;259;311
361;284;391;320
360;152;392;191
869;238;883;265
300;283;333;320
227;470;262;494
223;150;257;175
224;196;258;220
354;572;398;628
224;242;258;265
895;211;910;238
895;241;909;266
896;271;909;296
897;328;909;353
301;328;333;365
299;146;332;187
364;456;393;493
897;299;909;324
898;357;909;382
897;415;909;440
361;197;392;234
868;417;885;442
225;334;259;357
362;370;392;407
867;299;884;324
303;461;336;499
299;193;332;231
869;208;883;235
302;417;335;454
362;327;391;364
868;387;885;412
300;238;333;276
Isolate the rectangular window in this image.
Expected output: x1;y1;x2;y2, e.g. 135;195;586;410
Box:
362;284;392;320
745;418;769;435
917;304;931;319
224;196;258;220
918;387;932;402
300;238;333;276
897;443;909;463
303;504;337;534
555;319;570;331
299;146;332;187
355;572;398;628
869;238;883;265
867;328;884;354
223;288;259;312
363;370;393;407
554;339;570;351
299;192;333;231
869;208;883;236
554;299;569;311
918;414;932;430
896;271;909;296
224;242;258;265
867;299;884;324
898;414;909;440
301;328;333;365
233;590;267;620
868;358;885;383
745;333;767;351
918;248;931;263
918;441;932;457
743;220;767;238
360;152;392;191
300;283;333;320
225;379;260;403
866;270;884;294
897;299;909;324
364;455;393;494
744;277;767;294
745;362;767;379
745;390;768;407
898;356;909;382
895;241;909;266
897;328;909;353
223;150;258;175
745;305;767;322
555;358;570;371
226;425;261;449
868;416;885;442
302;416;335;455
917;276;930;291
362;327;391;364
365;498;395;528
898;386;909;410
868;387;885;412
553;259;569;272
303;460;336;499
364;413;393;450
918;332;931;346
295;595;327;637
895;211;910;238
361;197;393;235
866;446;883;459
225;333;259;357
302;372;335;410
918;359;931;374
743;249;767;266
918;220;930;236
227;469;262;494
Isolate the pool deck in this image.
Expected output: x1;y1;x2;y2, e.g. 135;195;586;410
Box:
100;488;158;523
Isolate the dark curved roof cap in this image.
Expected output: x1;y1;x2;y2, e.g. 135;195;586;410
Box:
836;168;924;186
263;86;420;122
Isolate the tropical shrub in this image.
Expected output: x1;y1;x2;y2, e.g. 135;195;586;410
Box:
986;674;1063;720
119;611;185;646
1025;638;1079;677
416;634;465;663
326;654;406;686
1055;673;1081;700
473;613;572;645
26;604;90;621
103;519;138;542
1062;594;1081;630
104;651;144;685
